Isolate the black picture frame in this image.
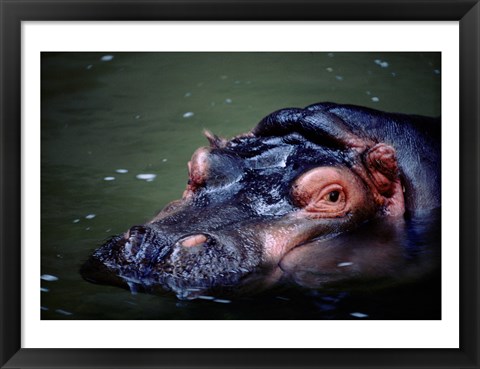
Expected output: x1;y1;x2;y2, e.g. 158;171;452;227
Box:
1;1;479;368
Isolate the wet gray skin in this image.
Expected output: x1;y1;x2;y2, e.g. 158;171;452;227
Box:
81;102;440;300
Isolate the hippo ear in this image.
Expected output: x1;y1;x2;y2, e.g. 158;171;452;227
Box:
363;143;405;216
203;130;227;149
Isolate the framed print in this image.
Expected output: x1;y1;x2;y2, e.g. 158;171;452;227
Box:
1;0;479;368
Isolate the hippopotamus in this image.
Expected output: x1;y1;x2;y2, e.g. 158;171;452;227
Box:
81;102;440;300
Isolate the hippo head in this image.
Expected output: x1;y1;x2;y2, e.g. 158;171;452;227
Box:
81;103;439;299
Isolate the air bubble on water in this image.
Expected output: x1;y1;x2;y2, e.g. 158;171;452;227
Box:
85;214;96;219
327;52;334;57
184;92;192;97
183;112;194;118
213;299;231;304
100;55;114;62
103;176;115;181
366;91;371;95
374;59;389;68
337;262;353;267
326;67;333;72
72;219;80;223
276;296;290;301
85;227;91;231
116;169;128;174
335;75;343;81
371;97;380;102
225;98;232;104
198;295;215;300
55;309;73;316
41;306;49;311
162;159;167;162
86;64;93;70
41;274;59;282
350;312;369;318
234;80;241;84
220;75;228;80
41;287;49;292
434;69;440;75
136;173;157;181
135;115;141;119
391;72;397;77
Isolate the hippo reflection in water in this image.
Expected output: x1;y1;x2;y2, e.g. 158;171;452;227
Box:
81;102;440;300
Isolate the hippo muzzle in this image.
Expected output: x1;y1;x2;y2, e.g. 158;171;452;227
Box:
81;102;440;299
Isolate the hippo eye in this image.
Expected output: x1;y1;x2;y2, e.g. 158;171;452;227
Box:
327;190;340;202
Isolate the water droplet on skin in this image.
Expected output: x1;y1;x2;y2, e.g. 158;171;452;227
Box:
183;112;194;118
127;281;138;295
225;98;232;104
135;115;141;119
184;92;192;97
335;75;343;81
116;169;128;174
337;262;353;267
162;159;167;162
41;274;59;282
100;55;114;62
85;214;96;219
213;299;231;304
103;176;115;181
326;67;333;72
72;219;80;223
198;295;215;300
371;97;380;102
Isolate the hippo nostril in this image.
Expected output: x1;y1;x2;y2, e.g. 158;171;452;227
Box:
125;226;148;254
128;226;147;239
179;234;208;248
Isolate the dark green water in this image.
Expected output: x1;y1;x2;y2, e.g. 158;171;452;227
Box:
41;52;441;320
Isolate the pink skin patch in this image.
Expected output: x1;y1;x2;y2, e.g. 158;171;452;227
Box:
180;234;207;247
